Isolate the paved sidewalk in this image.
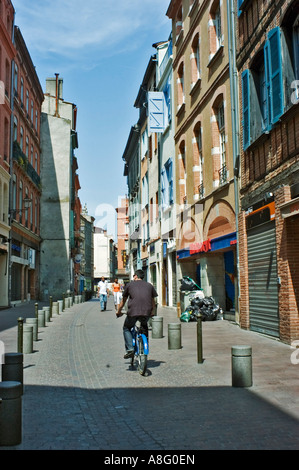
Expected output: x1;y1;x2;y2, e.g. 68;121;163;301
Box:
0;297;299;450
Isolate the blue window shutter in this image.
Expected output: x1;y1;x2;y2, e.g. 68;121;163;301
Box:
268;27;284;124
264;40;272;130
241;70;250;150
167;159;173;204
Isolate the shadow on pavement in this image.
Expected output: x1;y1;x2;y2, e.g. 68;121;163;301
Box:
3;383;299;450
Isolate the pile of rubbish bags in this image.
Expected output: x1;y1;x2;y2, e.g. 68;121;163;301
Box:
179;276;223;322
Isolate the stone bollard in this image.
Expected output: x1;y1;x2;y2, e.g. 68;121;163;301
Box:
69;296;73;307
43;306;51;323
23;325;33;354
74;295;79;304
58;300;63;314
0;381;22;446
38;309;46;328
79;295;82;303
231;345;252;387
2;353;24;395
152;316;163;339
52;302;59;316
64;297;69;309
168;323;182;350
26;318;38;341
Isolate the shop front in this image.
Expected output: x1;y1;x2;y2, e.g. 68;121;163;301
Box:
177;232;237;318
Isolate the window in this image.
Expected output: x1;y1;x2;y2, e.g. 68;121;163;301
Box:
12;174;17;214
25;136;29;157
218;103;226;169
215;5;222;49
161;158;174;210
163;77;172;125
14;64;18;93
193;123;204;198
209;0;223;61
35;110;38;130
13;116;18;141
191;33;201;87
241;27;285;150
176;5;183;42
19;181;23;221
177;61;185;110
31;100;34;122
26;90;29;114
20;77;24;104
178;140;186;205
141;128;148;159
20;126;23;150
142;173;149;209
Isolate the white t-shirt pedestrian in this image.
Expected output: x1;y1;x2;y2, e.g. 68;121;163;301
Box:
98;280;108;295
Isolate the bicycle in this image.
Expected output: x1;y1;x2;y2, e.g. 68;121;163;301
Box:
130;319;149;376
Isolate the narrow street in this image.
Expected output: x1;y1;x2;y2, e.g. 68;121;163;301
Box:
1;296;299;451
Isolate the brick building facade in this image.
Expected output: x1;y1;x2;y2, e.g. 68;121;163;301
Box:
237;0;299;343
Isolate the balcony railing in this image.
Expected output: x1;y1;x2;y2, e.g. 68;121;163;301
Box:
219;164;228;186
13;141;41;188
198;183;204;198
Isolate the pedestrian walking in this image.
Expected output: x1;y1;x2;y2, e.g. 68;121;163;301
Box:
112;278;122;312
97;276;109;311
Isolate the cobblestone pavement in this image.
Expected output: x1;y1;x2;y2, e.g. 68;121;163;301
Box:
0;297;299;451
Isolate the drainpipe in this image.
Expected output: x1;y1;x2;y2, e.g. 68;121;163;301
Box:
227;0;241;323
8;15;16;307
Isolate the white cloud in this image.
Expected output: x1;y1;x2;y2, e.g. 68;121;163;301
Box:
13;0;170;60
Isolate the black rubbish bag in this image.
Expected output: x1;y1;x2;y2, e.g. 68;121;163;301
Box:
179;276;202;292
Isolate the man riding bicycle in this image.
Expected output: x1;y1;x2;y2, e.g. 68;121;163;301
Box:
116;269;158;359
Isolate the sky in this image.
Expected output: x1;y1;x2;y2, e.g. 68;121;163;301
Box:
12;0;171;238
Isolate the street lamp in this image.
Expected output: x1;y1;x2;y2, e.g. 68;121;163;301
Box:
9;197;32;219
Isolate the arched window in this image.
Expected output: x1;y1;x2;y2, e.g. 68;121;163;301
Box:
178;139;186;205
191;33;201;87
177;61;185;110
193;122;204;199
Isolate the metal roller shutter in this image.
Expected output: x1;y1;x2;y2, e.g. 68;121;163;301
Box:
247;221;279;337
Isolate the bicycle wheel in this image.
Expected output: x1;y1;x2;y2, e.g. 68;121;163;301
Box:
137;336;147;375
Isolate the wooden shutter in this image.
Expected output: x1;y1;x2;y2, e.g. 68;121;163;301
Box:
241;69;250;150
268;27;284;123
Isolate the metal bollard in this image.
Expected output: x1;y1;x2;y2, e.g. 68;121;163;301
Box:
168;323;182;350
49;296;53;318
152;316;163;339
23;325;33;354
17;318;24;354
35;302;38;319
0;381;22;446
38;309;46;327
26;318;38;341
231;345;252;387
2;353;24;395
197;316;203;364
